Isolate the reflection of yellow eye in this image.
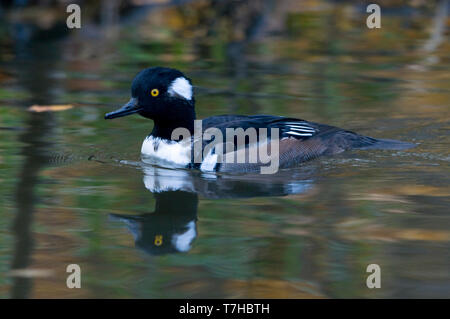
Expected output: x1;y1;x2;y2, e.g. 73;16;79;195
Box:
151;88;159;97
154;235;163;246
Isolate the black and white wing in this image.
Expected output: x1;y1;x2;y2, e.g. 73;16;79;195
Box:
202;115;319;141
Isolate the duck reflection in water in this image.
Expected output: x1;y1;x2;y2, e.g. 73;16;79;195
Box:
111;164;315;255
111;190;198;255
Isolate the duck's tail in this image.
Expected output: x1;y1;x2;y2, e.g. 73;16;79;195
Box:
353;135;416;151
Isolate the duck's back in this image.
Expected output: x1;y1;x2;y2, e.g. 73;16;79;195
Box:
200;114;414;172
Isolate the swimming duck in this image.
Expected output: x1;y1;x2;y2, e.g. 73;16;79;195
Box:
105;67;414;173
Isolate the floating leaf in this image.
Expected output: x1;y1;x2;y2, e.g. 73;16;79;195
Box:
28;104;73;112
9;268;54;278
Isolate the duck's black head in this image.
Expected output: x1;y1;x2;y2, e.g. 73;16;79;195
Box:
105;67;196;139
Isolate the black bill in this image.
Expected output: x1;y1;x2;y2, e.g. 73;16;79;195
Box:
105;98;142;119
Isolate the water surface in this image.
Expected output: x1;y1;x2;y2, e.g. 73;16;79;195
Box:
0;1;449;298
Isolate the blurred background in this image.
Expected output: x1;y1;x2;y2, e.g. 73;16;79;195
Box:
0;0;449;298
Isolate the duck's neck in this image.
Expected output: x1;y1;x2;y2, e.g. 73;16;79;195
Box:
150;110;196;140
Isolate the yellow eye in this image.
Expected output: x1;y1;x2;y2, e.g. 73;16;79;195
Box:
151;88;159;97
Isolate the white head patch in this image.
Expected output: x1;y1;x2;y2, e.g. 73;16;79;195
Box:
168;77;193;100
172;221;196;252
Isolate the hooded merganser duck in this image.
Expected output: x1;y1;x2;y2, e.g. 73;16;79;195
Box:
105;67;414;173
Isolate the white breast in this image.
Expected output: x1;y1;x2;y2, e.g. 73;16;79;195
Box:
141;136;191;168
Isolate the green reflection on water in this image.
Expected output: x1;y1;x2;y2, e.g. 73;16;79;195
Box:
0;0;448;298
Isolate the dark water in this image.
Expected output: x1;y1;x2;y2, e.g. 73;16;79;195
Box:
0;1;449;298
